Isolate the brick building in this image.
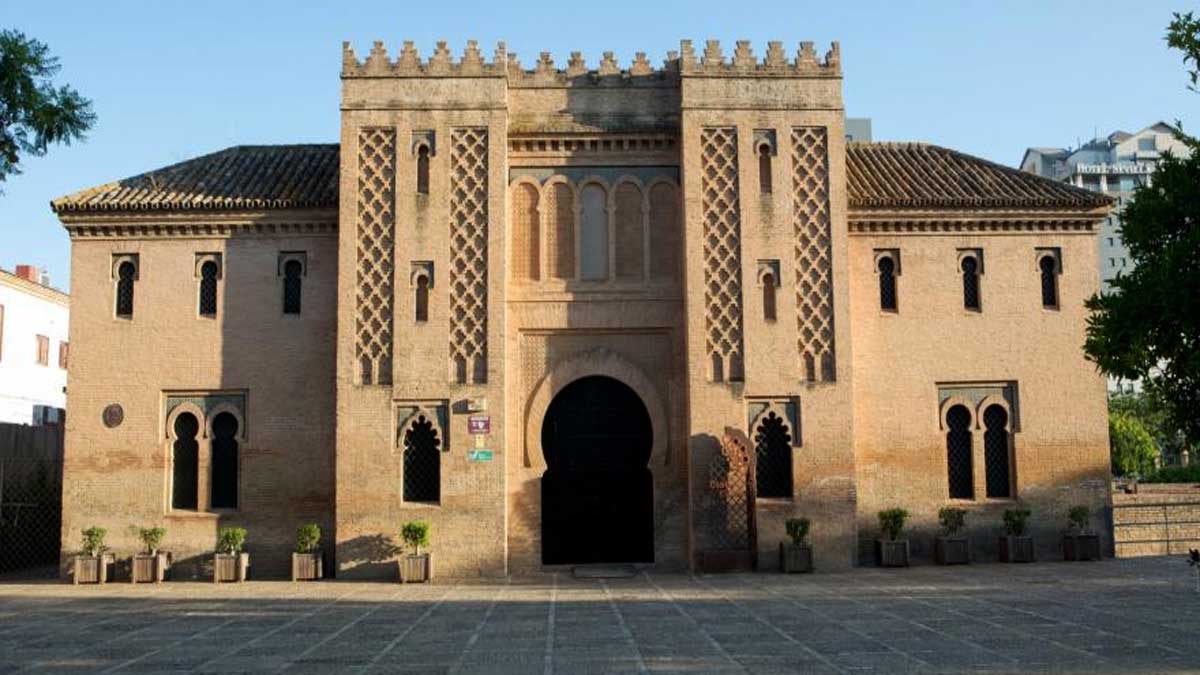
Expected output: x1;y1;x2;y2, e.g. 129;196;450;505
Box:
52;39;1112;578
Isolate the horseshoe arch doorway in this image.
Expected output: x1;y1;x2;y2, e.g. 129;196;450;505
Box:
540;375;654;564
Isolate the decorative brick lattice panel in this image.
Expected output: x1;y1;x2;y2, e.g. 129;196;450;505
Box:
705;429;755;551
356;128;395;385
700;128;744;382
449;128;489;383
791;127;836;382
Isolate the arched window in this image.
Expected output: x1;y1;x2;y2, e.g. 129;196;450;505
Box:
416;145;430;195
649;182;680;281
210;412;239;509
580;184;608;281
946;405;973;499
961;256;980;310
403;415;441;503
878;256;897;311
199;261;219;316
758;144;772;195
511;183;540;281
614;182;644;279
171;413;199;511
415;275;429;322
1040;255;1058;308
983;405;1012;498
116;261;136;318
546;182;575;280
283;259;303;314
762;272;777;321
754;411;792;498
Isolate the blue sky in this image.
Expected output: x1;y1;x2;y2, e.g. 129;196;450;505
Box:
3;0;1197;288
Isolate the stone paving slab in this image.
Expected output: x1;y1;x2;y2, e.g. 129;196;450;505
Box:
1;556;1198;673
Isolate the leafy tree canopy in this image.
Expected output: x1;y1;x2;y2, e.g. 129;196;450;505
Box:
1084;13;1200;448
0;29;95;188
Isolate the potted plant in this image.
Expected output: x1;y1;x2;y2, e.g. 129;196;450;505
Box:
999;508;1035;563
130;526;170;583
292;523;324;581
934;507;970;565
213;526;249;583
1063;505;1101;561
779;517;813;573
875;508;910;567
73;526;114;585
398;520;432;583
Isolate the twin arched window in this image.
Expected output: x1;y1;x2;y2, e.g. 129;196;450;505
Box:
945;403;1014;500
170;410;240;511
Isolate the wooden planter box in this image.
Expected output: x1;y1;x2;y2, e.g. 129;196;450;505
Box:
213;553;249;583
1063;534;1101;561
779;543;814;573
292;551;323;581
875;539;910;567
935;537;970;565
398;553;432;583
73;553;114;584
999;535;1036;563
130;552;170;583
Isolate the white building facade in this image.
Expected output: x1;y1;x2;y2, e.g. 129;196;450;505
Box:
0;266;69;425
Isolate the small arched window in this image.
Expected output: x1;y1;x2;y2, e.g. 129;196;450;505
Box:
762;272;777;322
416;145;430;195
403;415;441;503
878;256;897;311
199;261;219;316
983;405;1012;498
754;411;792;498
415;275;429;322
961;256;980;310
210;412;239;510
946;405;973;499
283;260;303;314
1039;255;1058;308
116;261;136;318
758;144;772;195
171;413;199;511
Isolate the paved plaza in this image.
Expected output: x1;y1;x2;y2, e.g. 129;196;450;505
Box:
1;556;1197;673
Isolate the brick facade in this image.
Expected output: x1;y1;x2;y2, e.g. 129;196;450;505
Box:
53;39;1112;578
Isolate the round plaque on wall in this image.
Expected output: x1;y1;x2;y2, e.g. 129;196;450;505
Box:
102;404;124;428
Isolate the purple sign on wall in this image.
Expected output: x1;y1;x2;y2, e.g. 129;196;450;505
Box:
468;415;490;435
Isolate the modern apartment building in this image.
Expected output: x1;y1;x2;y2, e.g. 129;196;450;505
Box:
0;265;69;425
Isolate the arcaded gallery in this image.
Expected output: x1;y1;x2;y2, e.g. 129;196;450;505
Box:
52;38;1114;578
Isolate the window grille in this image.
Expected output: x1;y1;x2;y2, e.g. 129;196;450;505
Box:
403;415;441;503
283;260;303;314
116;262;135;317
171;413;199;510
199;261;219;316
1040;256;1058;308
961;256;980;310
878;256;897;311
415;276;429;322
762;273;777;321
754;411;792;498
210;413;239;509
984;405;1012;498
946;405;973;499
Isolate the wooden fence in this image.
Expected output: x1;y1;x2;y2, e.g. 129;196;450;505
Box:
0;423;64;575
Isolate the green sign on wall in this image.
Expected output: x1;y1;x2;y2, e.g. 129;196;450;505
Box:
467;449;493;462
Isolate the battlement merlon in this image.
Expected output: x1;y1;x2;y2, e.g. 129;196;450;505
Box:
340;39;841;81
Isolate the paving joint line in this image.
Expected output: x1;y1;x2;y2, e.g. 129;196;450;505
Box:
640;570;747;673
542;572;557;675
599;578;649;674
447;583;508;675
272;584;406;672
358;584;457;673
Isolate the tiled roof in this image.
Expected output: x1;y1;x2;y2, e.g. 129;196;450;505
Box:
52;141;1111;215
51;145;339;213
847;142;1112;210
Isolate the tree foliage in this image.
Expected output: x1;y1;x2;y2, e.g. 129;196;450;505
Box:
0;29;95;187
1084;14;1200;449
1109;412;1160;476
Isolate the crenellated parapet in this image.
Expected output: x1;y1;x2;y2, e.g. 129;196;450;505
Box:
341;39;841;83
